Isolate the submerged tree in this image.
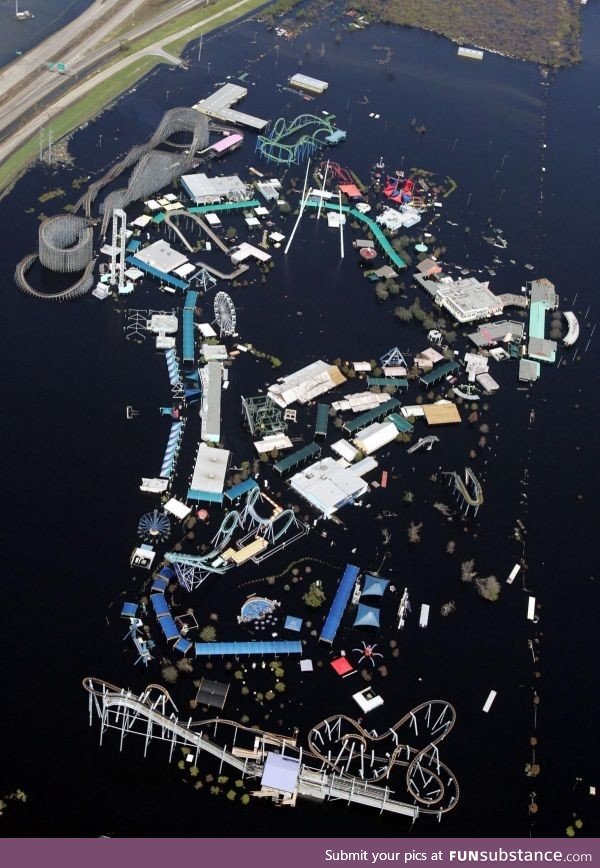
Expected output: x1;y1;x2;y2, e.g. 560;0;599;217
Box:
199;625;217;642
303;581;326;608
460;558;477;582
476;575;502;602
407;520;423;543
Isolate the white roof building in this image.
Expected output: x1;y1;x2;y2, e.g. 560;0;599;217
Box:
198;323;217;338
181;172;249;205
147;313;178;334
289;456;374;517
135;240;188;274
200;362;222;443
376;206;421;231
254;433;294;453
289;73;329;93
416;273;504;323
353;421;398;455
268;360;346;408
230;242;272;265
331;392;390;413
464;352;489;382
331;439;360;462
188;444;230;501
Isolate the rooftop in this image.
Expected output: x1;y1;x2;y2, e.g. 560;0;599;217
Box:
188;444;230;500
135;240;188;275
193;84;268;130
289;456;373;517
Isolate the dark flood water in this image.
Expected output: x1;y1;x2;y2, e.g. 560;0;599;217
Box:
1;1;598;839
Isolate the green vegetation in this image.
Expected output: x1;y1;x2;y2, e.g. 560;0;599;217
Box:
0;0;269;192
261;0;306;20
164;0;267;55
38;187;65;203
303;581;326;608
0;56;160;192
349;0;581;67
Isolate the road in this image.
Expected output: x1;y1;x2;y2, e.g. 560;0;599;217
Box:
0;0;207;135
0;0;258;175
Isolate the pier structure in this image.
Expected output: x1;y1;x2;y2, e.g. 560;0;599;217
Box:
83;679;458;819
442;467;483;515
193;84;268;131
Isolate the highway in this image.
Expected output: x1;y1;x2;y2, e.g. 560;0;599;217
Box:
0;0;257;178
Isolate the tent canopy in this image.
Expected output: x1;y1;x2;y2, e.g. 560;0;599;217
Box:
353;603;381;629
361;574;389;597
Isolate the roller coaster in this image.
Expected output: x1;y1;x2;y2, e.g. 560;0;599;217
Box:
165;488;307;591
74;107;209;233
256;114;339;166
442;467;484;516
83;678;458;819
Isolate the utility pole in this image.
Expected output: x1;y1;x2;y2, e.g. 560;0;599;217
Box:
198;32;203;63
39;127;44;161
47;128;53;165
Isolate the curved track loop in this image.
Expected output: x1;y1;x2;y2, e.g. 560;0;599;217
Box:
307;701;459;813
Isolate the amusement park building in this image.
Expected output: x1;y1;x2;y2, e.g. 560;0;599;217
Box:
181;173;248;205
289;73;329;94
289;456;374;517
268;360;346;408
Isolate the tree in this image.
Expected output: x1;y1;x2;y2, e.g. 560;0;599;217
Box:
407;520;423;543
199;625;217;642
476;576;501;602
161;665;178;684
303;581;326;608
461;559;477;582
394;306;413;322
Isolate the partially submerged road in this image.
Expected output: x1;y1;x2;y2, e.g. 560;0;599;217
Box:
0;0;259;181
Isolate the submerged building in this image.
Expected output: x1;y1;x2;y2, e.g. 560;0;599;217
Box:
268;360;346;408
289;455;376;517
415;273;505;323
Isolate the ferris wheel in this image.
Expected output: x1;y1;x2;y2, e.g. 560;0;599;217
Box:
214;291;237;336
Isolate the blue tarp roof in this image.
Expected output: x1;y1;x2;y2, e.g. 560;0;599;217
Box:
353;603;381;628
320;564;360;644
284;615;303;633
194;640;302;657
159;615;180;642
151;594;170;618
121;601;138;618
361;575;389;597
158;565;175;579
225;478;259;501
183;308;195;363
174;637;193;654
151;577;169;593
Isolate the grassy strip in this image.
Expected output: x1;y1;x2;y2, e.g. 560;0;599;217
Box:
164;0;265;56
0;56;163;192
0;0;268;192
127;0;264;54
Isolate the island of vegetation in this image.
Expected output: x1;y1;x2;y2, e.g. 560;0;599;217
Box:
349;0;581;67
